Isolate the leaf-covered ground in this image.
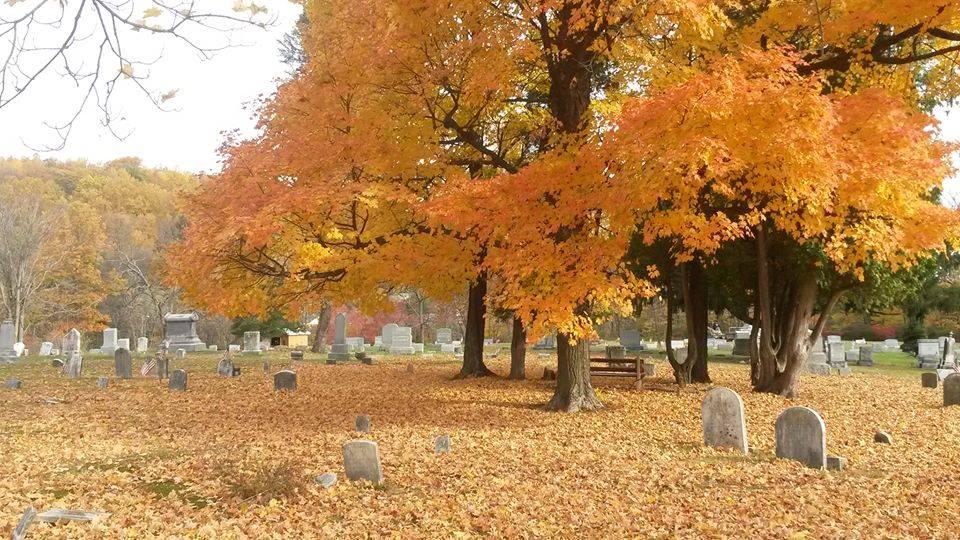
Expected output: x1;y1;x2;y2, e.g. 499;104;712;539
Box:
1;353;957;538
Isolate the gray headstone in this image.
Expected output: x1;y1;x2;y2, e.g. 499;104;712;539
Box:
922;372;938;388
826;342;846;367
136;337;149;353
63;328;81;354
156;356;169;379
605;345;627;359
243;331;261;354
163;312;206;352
114;348;132;379
944;373;960;407
701;387;749;453
643;362;656;377
434;434;451;454
826;455;847;471
262;360;271;373
775;406;827;469
0;320;17;362
329;313;351;362
65;352;83;379
5;378;22;389
858;345;874;366
315;473;337;489
342;440;383;484
169;369;187;391
290;350;304;361
355;415;371;433
274;370;297;391
436;328;452;344
96;376;109;389
217;355;235;377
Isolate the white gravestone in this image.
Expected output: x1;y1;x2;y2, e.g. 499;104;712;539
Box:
117;338;130;351
136;337;149;353
39;342;53;356
701;387;749;453
436;328;453;345
775;406;827;469
243;331;262;355
388;326;416;355
100;328;118;355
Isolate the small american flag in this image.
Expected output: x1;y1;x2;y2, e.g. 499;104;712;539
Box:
140;358;157;376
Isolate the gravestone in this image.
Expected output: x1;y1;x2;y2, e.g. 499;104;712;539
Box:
942;336;956;368
208;345;219;352
156;355;169;380
775;406;827;469
114;348;132;379
643;362;656;377
944;373;960;406
262;360;271;373
117;338;130;352
732;337;751;357
533;333;557;349
388;326;416;355
243;331;261;355
65;352;83;379
434;434;452;454
100;328;118;355
63;328;81;355
826;342;846;367
355;415;371;433
169;369;187;391
229;344;241;353
701;387;749;453
805;337;831;375
825;335;841;343
217;353;235;377
618;327;642;349
605;345;627;360
290;350;304;361
274;370;297;391
922;372;938;388
917;339;940;369
136;337;149;353
826;455;847;471
874;431;893;444
39;342;53;356
315;473;337;489
342;440;383;484
163;313;206;351
883;338;900;351
96;376;109;389
6;378;22;389
346;337;365;350
52;358;64;369
858;345;874;367
382;324;398;349
329;313;351;363
0;320;18;362
436;328;453;344
176;349;186;360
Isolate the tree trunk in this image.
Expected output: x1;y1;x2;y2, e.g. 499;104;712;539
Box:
311;303;332;353
683;260;711;383
665;265;693;385
458;273;494;378
546;331;602;412
509;315;526;380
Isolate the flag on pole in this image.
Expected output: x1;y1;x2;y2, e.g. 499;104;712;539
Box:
140;358;157;376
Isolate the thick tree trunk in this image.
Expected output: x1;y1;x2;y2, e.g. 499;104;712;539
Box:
311;303;332;353
509;315;526;380
546;331;602;412
683;260;711;383
458;273;494;378
665;266;693;385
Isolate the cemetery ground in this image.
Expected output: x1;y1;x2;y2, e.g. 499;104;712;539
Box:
1;351;959;538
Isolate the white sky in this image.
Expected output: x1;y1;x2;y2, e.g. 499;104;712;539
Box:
1;2;960;204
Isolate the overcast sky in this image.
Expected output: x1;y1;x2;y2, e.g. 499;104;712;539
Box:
1;2;959;202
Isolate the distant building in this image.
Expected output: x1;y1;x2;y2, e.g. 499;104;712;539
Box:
271;329;310;348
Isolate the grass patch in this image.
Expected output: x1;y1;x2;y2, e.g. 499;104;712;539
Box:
144;480;209;509
217;460;307;504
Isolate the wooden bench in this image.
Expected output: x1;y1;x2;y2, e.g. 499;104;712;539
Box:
590;356;644;383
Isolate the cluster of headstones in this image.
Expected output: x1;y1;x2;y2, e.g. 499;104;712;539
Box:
375;323;423;355
921;370;960;406
701;387;892;470
917;334;956;370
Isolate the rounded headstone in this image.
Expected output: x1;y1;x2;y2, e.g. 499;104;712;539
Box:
874;431;893;444
943;373;960;407
775;406;827;469
342;440;383;484
922;372;938;388
274;370;297;391
355;415;371;433
701;387;749;453
52;358;64;369
434;434;452;454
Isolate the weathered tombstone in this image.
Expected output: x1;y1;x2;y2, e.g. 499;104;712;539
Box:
229;344;241;353
176;349;186;360
643;362;656;377
290;350;304;361
163;313;206;351
858;345;874;367
355;415;371;433
942;335;957;368
217;353;235;377
169;369;188;391
39;342;53;356
96;376;109;389
943;373;960;407
874;431;893;444
883;338;900;351
5;378;22;389
65;352;83;379
826;342;846;367
63;328;81;355
825;335;841;343
156;355;169;379
136;337;149;353
52;358;64;369
114;348;132;379
0;320;18;362
117;338;130;352
382;323;398;349
922;372;938;388
826;455;847;471
328;313;352;363
605;345;627;360
434;434;452;454
805;336;831;375
274;370;297;391
315;473;337;489
208;345;219;352
342;440;383;484
917;338;941;369
100;328;118;355
701;387;749;453
775;406;827;469
618;327;642;349
388;326;416;355
243;331;262;355
262;360;271;373
436;328;453;344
